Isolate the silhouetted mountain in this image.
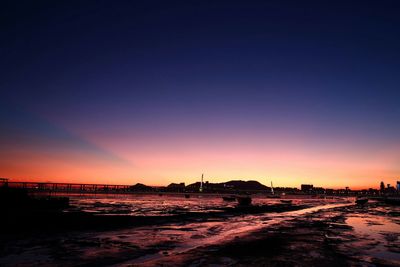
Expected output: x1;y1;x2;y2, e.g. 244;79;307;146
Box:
166;182;185;192
130;183;154;191
224;180;268;190
167;183;185;188
129;180;269;193
186;180;268;192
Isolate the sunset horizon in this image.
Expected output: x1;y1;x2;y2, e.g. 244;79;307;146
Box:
3;173;398;190
2;1;400;266
2;0;400;190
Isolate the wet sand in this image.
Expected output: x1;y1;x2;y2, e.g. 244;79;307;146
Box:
141;202;400;267
1;197;399;266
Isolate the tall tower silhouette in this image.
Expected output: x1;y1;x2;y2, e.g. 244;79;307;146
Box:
199;174;204;192
271;181;274;195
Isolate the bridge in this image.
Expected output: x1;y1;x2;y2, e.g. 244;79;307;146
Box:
1;178;133;194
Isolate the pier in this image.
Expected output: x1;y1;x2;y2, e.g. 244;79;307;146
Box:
1;179;133;194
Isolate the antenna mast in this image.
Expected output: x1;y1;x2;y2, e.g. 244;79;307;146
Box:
271;181;274;195
199;174;204;192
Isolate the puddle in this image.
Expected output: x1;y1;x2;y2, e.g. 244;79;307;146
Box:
346;214;400;264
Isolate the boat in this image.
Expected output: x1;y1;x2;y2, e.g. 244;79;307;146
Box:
355;197;368;205
280;199;292;204
236;196;252;206
266;181;280;198
222;196;236;202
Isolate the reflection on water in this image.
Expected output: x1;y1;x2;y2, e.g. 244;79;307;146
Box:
67;194;343;216
63;195;350;265
1;194;399;266
346;208;400;265
69;194;238;215
120;201;353;265
65;196;400;266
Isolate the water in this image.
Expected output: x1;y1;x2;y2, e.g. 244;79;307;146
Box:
64;194;351;265
67;193;340;215
344;203;400;265
1;194;399;266
119;201;353;265
64;195;400;266
69;193;238;215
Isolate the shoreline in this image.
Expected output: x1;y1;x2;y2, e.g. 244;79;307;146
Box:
1;199;399;266
132;202;400;267
1;202;312;234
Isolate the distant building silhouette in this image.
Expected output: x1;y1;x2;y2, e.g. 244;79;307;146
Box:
301;184;313;192
380;181;385;192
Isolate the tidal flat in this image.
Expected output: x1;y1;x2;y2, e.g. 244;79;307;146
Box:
0;195;399;266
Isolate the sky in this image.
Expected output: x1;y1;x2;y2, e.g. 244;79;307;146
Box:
1;1;400;188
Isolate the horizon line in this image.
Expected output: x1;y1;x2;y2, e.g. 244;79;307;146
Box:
3;176;398;191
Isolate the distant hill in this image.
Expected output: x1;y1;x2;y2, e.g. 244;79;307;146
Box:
224;180;268;191
186;180;268;191
129;180;269;192
130;183;154;191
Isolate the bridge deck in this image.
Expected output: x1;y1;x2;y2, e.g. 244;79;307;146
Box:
1;181;133;193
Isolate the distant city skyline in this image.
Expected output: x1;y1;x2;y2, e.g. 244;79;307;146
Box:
2;1;400;188
3;174;399;191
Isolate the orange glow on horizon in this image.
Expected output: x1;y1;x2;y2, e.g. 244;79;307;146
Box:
1;116;399;190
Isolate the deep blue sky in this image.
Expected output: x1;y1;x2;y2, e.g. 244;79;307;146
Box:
1;1;400;186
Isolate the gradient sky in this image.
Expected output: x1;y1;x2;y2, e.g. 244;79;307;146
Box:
1;1;400;188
